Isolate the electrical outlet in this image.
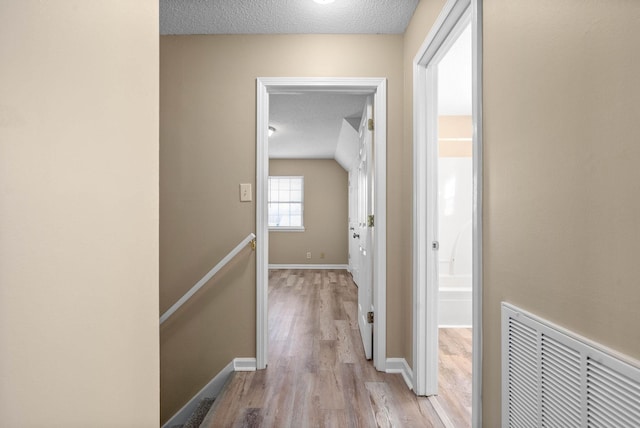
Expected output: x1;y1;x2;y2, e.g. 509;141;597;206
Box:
320;252;325;259
306;252;312;259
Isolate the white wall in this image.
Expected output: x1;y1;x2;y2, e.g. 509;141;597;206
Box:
438;158;473;279
438;157;473;327
437;115;473;327
0;1;159;426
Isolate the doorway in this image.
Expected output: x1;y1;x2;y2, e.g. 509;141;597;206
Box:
256;78;388;372
435;21;473;426
412;0;482;427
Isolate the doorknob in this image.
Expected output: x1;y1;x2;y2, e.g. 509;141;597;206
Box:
353;233;360;239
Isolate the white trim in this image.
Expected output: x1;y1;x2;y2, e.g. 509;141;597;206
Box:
257;77;387;373
386;358;414;391
268;264;349;270
471;1;484;425
268;227;305;232
160;232;256;325
412;1;483;427
372;79;387;372
161;361;234;428
256;79;269;370
233;357;257;372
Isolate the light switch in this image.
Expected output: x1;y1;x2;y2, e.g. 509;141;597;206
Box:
240;183;252;202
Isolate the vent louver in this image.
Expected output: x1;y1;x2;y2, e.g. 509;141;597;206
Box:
502;303;640;428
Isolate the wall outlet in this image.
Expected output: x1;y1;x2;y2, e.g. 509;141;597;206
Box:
306;252;312;259
320;252;325;259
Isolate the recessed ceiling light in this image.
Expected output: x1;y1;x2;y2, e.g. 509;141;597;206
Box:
313;0;335;4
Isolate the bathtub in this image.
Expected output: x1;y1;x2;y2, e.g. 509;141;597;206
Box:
438;274;472;327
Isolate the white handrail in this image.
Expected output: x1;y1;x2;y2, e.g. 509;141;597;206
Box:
160;232;256;325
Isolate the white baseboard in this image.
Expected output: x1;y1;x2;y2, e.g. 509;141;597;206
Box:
162;360;234;428
269;264;349;270
386;358;413;391
233;357;257;371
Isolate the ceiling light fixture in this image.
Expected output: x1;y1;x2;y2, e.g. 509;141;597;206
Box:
268;126;276;137
313;0;335;4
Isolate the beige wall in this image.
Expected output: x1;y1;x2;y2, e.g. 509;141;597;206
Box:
269;159;348;265
160;34;404;421
482;1;640;424
0;1;159;426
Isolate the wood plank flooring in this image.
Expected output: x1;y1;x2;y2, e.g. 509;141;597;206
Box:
435;328;472;427
203;269;446;428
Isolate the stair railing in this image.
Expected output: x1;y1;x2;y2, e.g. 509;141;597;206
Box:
160;232;256;325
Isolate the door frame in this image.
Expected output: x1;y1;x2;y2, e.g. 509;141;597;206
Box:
412;0;483;426
348;168;360;283
256;77;388;371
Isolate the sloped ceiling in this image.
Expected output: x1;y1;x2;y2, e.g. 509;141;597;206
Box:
269;92;366;162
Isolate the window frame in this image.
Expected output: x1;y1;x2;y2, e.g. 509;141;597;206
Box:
267;175;305;232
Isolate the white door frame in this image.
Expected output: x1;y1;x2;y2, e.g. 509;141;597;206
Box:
412;0;483;426
348;168;360;283
256;77;388;372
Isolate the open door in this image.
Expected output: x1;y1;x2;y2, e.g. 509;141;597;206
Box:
348;169;360;285
256;77;387;371
356;96;374;360
412;3;482;426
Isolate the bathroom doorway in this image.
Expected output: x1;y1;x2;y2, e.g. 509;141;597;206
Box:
412;0;482;426
434;20;473;426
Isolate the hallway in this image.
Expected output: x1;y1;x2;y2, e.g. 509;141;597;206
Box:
204;269;446;427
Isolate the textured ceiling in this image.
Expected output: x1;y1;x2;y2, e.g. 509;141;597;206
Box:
269;93;367;159
160;0;420;35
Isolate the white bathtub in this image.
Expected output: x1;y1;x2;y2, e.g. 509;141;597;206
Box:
438;274;472;327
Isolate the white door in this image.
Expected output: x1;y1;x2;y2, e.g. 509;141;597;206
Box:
348;169;360;285
357;97;374;360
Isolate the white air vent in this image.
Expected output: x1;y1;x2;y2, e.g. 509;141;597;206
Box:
502;303;640;428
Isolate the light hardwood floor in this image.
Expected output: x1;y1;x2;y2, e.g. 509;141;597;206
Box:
203;269;446;428
435;328;472;427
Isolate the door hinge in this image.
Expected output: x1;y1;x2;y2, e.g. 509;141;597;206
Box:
367;311;374;324
368;118;374;131
367;214;374;227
